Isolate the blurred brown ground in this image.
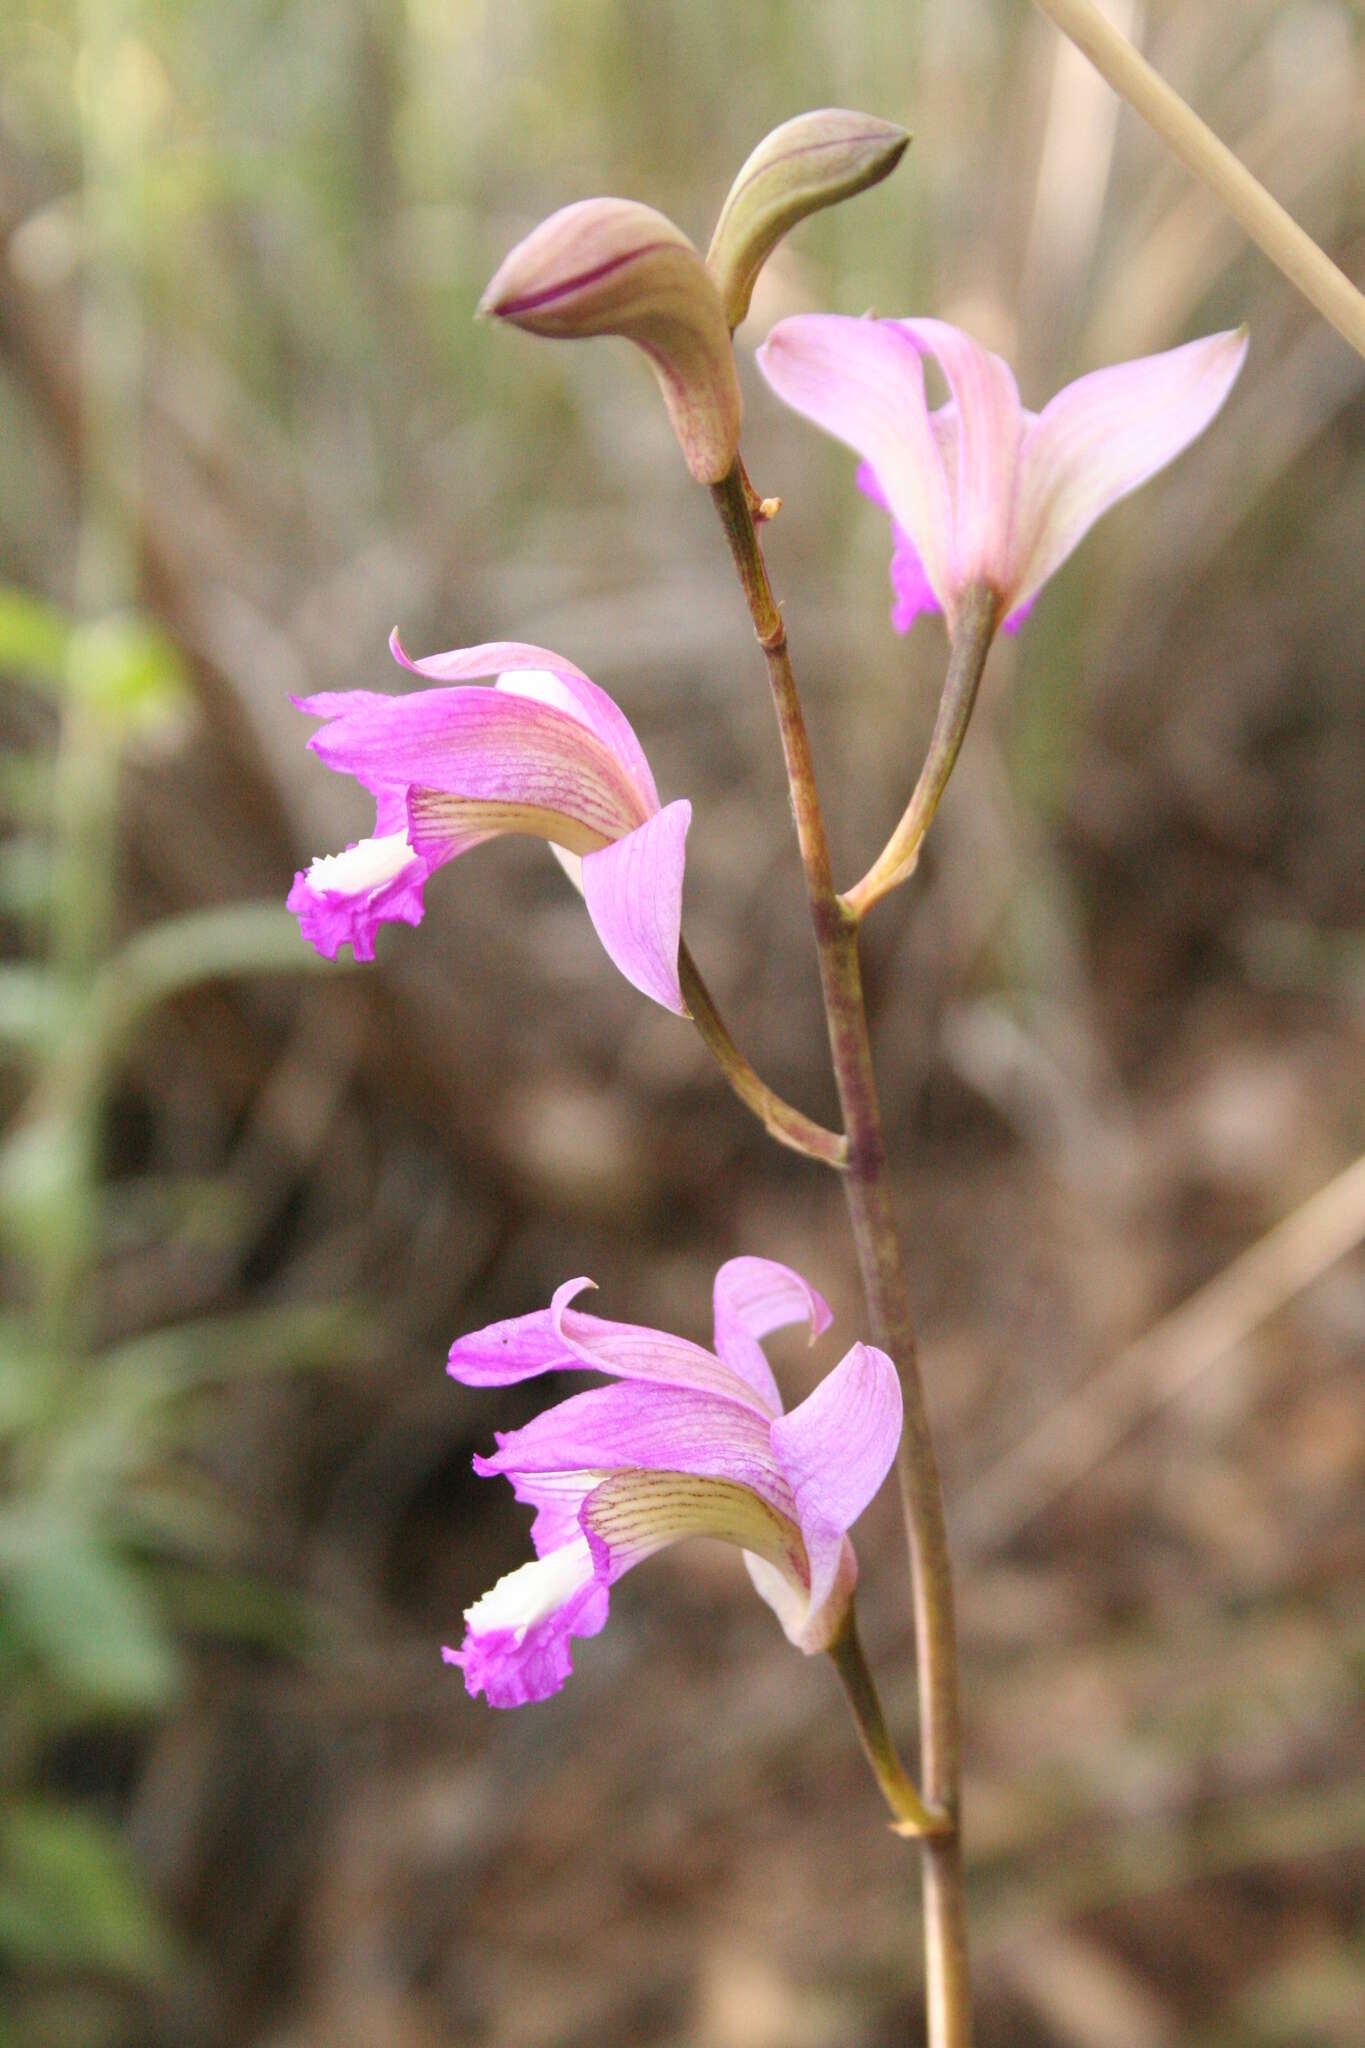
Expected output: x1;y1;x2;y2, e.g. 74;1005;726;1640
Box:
1;1;1363;2043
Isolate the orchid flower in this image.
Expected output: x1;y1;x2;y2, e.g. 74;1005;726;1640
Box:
445;1258;902;1707
756;315;1248;636
288;636;691;1013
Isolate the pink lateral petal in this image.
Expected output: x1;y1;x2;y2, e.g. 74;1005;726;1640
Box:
758;315;955;619
1009;327;1248;615
580;799;691;1014
857;462;944;635
447;1280;598;1386
893;319;1023;597
548;1278;773;1409
306;687;646;843
769;1342;902;1621
502;1470;598;1557
388;633;594;689
474;1381;796;1522
712;1257;832;1413
392;632;660;813
448;1277;772;1410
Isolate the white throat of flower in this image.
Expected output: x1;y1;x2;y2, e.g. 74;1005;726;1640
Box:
464;1536;595;1643
307;830;415;896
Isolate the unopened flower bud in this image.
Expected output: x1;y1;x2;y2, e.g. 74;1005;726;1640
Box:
706;109;910;330
480;198;742;485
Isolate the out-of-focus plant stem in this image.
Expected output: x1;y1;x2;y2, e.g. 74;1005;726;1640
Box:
32;0;144;1362
709;458;971;2048
1029;0;1365;359
679;941;847;1166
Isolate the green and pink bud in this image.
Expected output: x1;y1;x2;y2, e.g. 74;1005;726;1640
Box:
480;197;741;483
706;108;910;330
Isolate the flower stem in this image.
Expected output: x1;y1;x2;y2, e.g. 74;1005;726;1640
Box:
828;1607;948;1837
710;458;972;2048
842;584;1000;922
1029;0;1365;360
678;939;847;1167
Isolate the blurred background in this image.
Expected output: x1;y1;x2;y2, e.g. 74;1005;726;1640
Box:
1;1;1363;2043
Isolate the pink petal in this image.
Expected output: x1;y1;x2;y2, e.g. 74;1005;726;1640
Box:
447;1285;594;1386
858;463;945;633
474;1381;797;1522
712;1257;832;1414
757;315;955;619
1009;327;1248;615
769;1342;901;1621
391;633;659;810
501;1469;598;1556
893;320;1023;597
307;687;647;845
447;1276;774;1412
580;799;691;1014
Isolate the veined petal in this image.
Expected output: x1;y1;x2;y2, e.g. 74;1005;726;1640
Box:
446;1282;593;1386
712;1256;832;1413
1009;327;1248;615
390;633;660;810
448;1278;773;1411
407;786;610;861
547;1278;772;1409
894;320;1023;596
580;1468;807;1590
475;1381;796;1520
769;1342;901;1621
757;315;955;616
306;687;647;844
580;800;691;1014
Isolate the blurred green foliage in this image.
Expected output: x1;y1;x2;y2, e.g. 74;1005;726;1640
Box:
0;594;369;2044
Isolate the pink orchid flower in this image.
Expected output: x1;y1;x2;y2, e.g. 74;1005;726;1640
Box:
756;315;1248;636
445;1258;902;1707
288;635;691;1013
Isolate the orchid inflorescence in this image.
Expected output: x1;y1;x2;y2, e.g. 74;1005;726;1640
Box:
288;103;1246;2037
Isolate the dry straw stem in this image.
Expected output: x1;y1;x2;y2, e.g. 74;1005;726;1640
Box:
1029;0;1365;359
960;1148;1365;1555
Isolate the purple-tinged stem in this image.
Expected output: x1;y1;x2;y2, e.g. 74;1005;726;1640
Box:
709;457;971;2048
